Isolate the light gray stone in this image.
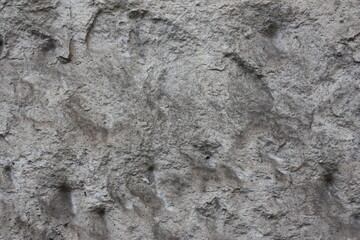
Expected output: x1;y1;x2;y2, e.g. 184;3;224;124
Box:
0;0;360;239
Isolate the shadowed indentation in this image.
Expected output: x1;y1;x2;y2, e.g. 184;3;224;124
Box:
88;207;108;240
0;35;3;57
218;164;241;183
261;19;279;37
160;174;189;196
147;165;155;184
3;165;13;183
65;96;108;142
126;177;163;210
153;223;180;240
195;197;221;219
128;9;148;19
40;37;58;52
48;185;74;222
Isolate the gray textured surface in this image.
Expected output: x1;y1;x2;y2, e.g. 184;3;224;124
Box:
1;0;360;239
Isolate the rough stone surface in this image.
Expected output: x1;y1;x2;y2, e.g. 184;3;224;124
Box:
0;0;360;239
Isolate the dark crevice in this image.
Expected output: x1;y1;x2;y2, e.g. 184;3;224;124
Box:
41;38;57;52
261;20;279;37
128;9;148;19
321;164;338;188
148;165;155;172
4;165;12;181
147;165;155;184
95;207;106;216
0;35;3;57
323;172;334;186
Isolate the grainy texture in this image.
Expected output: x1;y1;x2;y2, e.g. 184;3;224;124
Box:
0;0;360;239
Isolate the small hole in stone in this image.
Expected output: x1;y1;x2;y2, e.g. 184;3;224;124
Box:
58;184;72;194
95;207;106;216
41;38;57;52
323;172;334;185
148;165;155;172
205;156;210;160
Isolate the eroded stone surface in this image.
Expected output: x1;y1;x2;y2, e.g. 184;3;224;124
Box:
0;0;360;239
